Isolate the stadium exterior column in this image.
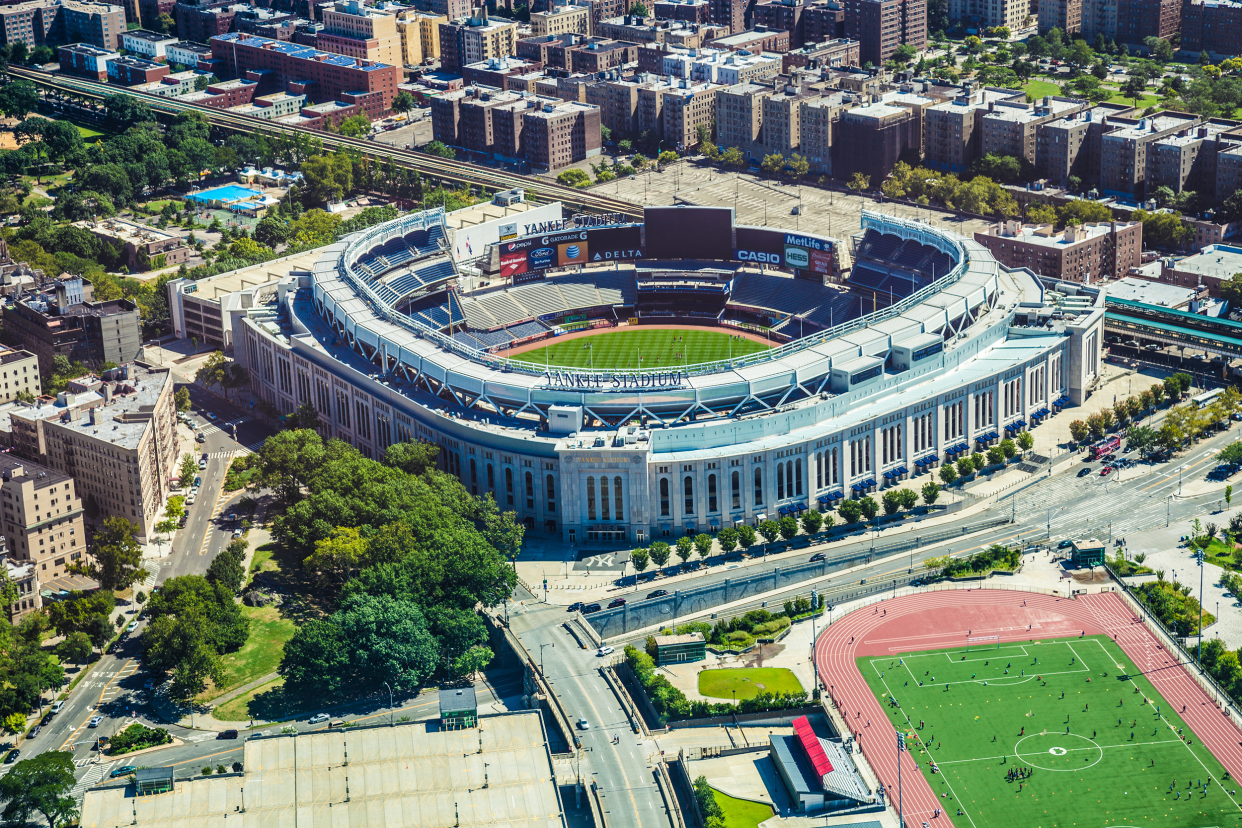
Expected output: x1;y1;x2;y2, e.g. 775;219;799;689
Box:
840;435;851;490
872;423;882;480
903;411;912;472
964;391;974;444
935;401;944;456
994;378;1004;431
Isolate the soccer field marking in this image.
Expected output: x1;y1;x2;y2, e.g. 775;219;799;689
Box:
933;737;1185;766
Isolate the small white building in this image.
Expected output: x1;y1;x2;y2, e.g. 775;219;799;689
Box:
121;29;179;61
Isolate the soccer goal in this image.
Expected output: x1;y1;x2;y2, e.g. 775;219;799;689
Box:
966;634;1000;653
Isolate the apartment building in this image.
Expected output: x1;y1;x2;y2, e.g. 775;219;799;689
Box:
1182;0;1242;57
654;0;711;23
391;8;445;65
462;54;539;88
753;0;812;47
573;0;624;34
107;54;170;84
799;91;849;173
656;78;721;149
974;220;1142;284
709;0;744;33
3;546;40;622
980;95;1088;165
433;87;601;169
1034;102;1133;187
165;38;211;68
175;0;244;44
210;33;400;116
317;0;403;66
2;278;142;375
120;27;177;59
1216;142;1242;205
417;0;474;22
803;0;845;42
0;349;41;405
835;99;920;184
438;9;518;71
521;99;602;170
715;82;769;156
950;0;1029;30
596;15;722;43
531;3;591;36
1099;111;1201;197
11;365;176;541
781;37;858;71
1149;120;1241;199
663;47;781;83
843;0;924;66
708;25;790;52
73;217;191;272
1115;0;1179;43
58;41;118;79
924;85;1024;173
0;456;85;592
760;86;803;154
1037;0;1080;34
0;0;124;51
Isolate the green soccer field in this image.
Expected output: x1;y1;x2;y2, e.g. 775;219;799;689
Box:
857;635;1242;828
511;328;770;371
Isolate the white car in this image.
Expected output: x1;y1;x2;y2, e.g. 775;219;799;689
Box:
88;716;103;728
577;717;590;730
596;646;614;657
126;622;138;633
308;713;330;725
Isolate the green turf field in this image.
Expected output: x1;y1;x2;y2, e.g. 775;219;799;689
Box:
698;667;804;701
857;635;1242;828
512;328;770;371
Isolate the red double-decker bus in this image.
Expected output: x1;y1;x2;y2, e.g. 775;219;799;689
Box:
1090;435;1121;459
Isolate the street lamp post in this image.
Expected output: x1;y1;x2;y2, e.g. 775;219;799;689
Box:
897;731;905;828
383;682;393;726
1198;550;1205;665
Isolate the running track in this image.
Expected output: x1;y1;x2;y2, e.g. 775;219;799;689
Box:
814;589;1242;827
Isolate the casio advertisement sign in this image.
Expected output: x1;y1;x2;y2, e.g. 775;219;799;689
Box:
734;249;782;264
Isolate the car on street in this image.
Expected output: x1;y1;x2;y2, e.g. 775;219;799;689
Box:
809;552;826;562
195;432;206;443
227;513;236;522
194;476;202;487
577;717;590;730
126;622;138;633
646;589;669;599
597;646;615;657
217;730;239;739
581;603;602;614
50;701;63;714
1100;466;1113;476
144;679;155;689
1077;467;1093;477
199;459;208;469
207;412;218;421
29;725;40;738
308;713;330;725
1057;539;1074;549
88;716;103;727
110;766;136;778
4;750;18;763
567;602;584;613
910;579;925;587
607;598;627;609
232;528;242;538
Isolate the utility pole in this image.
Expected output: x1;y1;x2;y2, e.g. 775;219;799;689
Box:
897;731;905;828
1198;549;1205;665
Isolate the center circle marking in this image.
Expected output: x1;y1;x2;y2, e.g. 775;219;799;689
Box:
1013;732;1103;771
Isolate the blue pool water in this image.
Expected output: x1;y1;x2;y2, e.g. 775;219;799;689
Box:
188;185;263;204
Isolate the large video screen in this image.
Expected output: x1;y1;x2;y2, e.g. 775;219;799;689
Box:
643;206;733;260
734;225;836;275
587;225;643;263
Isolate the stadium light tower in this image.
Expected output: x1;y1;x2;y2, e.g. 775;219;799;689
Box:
896;731;905;828
1198;549;1205;665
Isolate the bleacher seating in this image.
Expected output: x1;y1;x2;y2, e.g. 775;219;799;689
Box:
469;328;516;348
374;283;400;306
452;330;486;349
506;320;548;340
728;272;855;329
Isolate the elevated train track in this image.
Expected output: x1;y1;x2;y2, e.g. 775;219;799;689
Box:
8;65;643;220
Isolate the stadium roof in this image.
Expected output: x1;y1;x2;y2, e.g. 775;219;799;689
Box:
793;715;833;777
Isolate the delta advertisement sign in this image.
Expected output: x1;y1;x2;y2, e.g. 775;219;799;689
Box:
498;225;643;278
734;227;835;274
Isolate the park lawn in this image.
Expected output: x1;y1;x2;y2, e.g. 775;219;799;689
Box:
212;677;330;723
249;542;277;577
198;604;296;703
513;327;769;372
1104;90;1161;110
698;667;804;701
76;124;105;140
1022;80;1062;100
857;635;1240;828
710;788;774;828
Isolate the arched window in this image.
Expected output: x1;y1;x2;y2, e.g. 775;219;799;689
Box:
684;476;694;514
614;476;623;520
505;467;514;505
731;471;740;510
601;476;611;520
525;471;534;510
786;462;794;498
587;476;597;521
708;474;718;513
487;463;494;490
777;462;785;500
660;478;670;516
754;467;763;506
470;459;477;494
546;474;556;512
795;461;803;496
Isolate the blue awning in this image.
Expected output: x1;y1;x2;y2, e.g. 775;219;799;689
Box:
914;458;926;467
818;494;829;505
896;466;908;476
1016;419;1027;427
830;491;843;500
883;470;893;479
851;483;862;492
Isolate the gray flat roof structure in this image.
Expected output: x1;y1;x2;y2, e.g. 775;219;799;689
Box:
1105;276;1198;308
1169;244;1242;281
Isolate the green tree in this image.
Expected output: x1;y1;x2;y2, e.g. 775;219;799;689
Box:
939;464;958;485
675;536;693;565
0;81;39;120
1058;199;1114;224
1026;201;1058;224
631;548;650;573
892;43;918;65
801;509;823;534
987;446;1005;465
278;617;350;698
55;632;92;664
422;141;456;159
717;527;739;555
175;387;192;412
301;152;354;204
882;489;904;516
1017;431;1035;451
78;516;147;591
392;90;415;113
556;168;591;188
693;532;713;559
921;480;941;506
956;456;975;477
760;153;785;175
452;644;493;680
837;499;863;524
847;171;871;191
179;452;198;487
858;497;878;522
0;751;77;827
719;146;744;167
628;1;649;14
1122;74;1148;105
1000;437;1017;460
656;150;678;168
758;519;780;545
778;515;799;540
737;524;756;549
1069;419;1090;443
1132;208;1192;248
649;541;671;568
303;525;368;587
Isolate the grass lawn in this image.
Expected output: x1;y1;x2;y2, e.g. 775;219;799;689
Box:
76;124;104;140
710;788;773;828
213;677;327;723
198;604;296;703
698;667;804;701
512;328;769;371
1104;91;1161;110
249;542;277;577
858;635;1240;828
1022;80;1063;99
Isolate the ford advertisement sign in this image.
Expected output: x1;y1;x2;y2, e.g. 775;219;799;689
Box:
530;246;555;270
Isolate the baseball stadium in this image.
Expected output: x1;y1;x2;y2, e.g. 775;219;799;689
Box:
237;202;1104;546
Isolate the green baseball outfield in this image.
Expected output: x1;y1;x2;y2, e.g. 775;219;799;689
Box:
857;635;1242;827
507;327;771;371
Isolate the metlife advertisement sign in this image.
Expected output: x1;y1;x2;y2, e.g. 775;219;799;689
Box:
734;227;835;275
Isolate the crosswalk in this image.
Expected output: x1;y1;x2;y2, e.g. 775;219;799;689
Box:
71;761;113;802
1009;469;1188;541
206;450;241;459
197;416;250;437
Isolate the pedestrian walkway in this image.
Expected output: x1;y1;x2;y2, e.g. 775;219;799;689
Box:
71;761;113;804
197;417;250;437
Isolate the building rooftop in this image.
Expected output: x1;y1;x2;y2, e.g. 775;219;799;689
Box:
928;86;1022;112
170;40;213;54
108;55;165;70
1170;244;1242;280
1105;276;1199;308
710;28;782;46
124;28;177;42
13;364;170;451
982;220;1132;248
438;686;477;712
72;217;180;245
653;632;705;645
0;454;73;489
983;96;1084;124
846;101;907;119
1155;120;1239;147
81;713;565;828
1104;113;1199;140
59;43;117;57
211;32;394;70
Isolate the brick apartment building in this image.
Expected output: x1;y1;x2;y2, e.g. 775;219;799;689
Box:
58;41;117;79
803;0;845;42
531;3;591;36
432;87;601;170
843;0;925;66
0;0;125;51
1182;0;1242;56
0;456;86;598
709;0;744;32
924;85;1025;173
781;37;858;71
654;0;711;23
521;99;602;170
175;0;243;44
107;53;169;83
975;220;1142;283
835;100;920;184
708;25;790;52
210;32;400;115
979;95;1089;166
1099;111;1201;197
950;0;1028;30
317;0;403;67
438;9;518;71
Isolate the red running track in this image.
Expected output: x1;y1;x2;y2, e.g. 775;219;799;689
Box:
814;589;1242;828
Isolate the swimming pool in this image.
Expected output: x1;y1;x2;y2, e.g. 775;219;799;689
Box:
187;185;263;205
